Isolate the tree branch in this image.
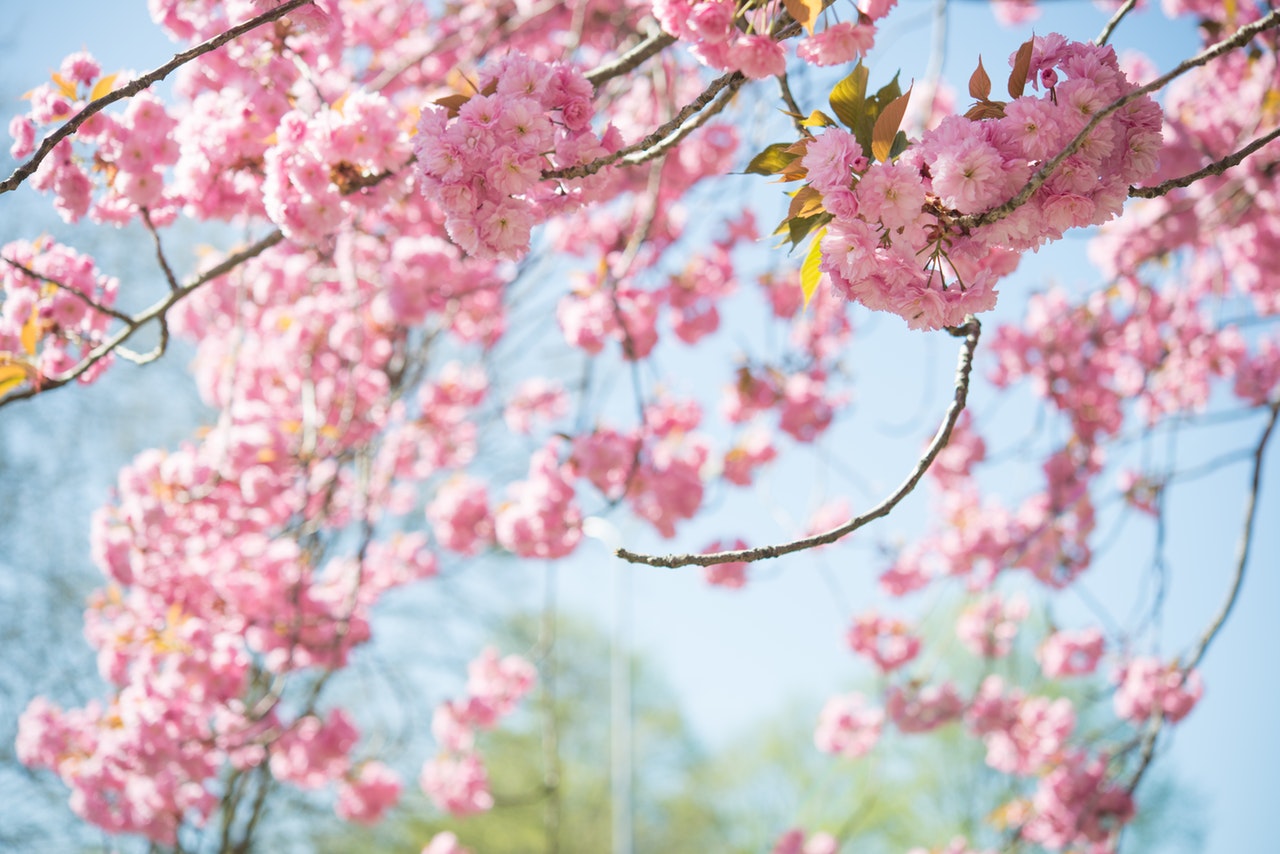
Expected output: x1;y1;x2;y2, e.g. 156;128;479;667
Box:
542;71;745;181
0;230;284;407
616;315;981;567
585;29;678;88
0;0;311;196
1129;125;1280;199
1095;0;1138;47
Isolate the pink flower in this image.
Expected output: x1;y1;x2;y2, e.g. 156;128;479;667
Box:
1038;628;1105;678
797;22;876;67
701;539;748;588
1113;657;1203;725
729;35;786;80
814;693;883;758
336;762;402;824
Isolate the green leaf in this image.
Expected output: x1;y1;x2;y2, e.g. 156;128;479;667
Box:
828;63;870;133
745;142;799;176
787;212;832;249
801;110;837;128
889;130;910;160
871;86;912;162
800;227;827;307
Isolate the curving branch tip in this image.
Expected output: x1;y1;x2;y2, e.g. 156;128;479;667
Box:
616;316;981;568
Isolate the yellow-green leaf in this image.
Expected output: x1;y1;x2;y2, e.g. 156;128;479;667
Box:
784;0;824;34
871;86;912;162
1008;38;1034;99
50;72;78;100
20;309;39;356
800;227;827;307
829;63;870;133
787;186;826;220
0;362;31;398
969;56;991;101
801;110;836;128
745;142;800;177
88;72;118;102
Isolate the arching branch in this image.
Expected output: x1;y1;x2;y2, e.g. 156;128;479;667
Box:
616;316;981;568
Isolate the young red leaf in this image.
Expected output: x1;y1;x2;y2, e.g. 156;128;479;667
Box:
1008;38;1034;99
969;57;992;101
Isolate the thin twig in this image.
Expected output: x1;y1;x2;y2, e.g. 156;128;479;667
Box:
616;316;982;567
1123;401;1279;798
1186;400;1279;671
140;208;181;292
957;9;1280;232
1096;0;1139;47
0;0;311;196
777;72;812;138
1129;125;1280;198
0;256;134;324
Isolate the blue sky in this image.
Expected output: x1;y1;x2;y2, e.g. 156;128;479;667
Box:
3;2;1277;852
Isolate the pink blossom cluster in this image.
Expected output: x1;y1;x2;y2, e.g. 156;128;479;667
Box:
966;676;1075;776
1038;628;1106;679
701;539;750;588
11;52;183;224
885;681;964;733
956;592;1029;658
814;692;884;758
846;611;922;672
414;53;619;260
423;648;535;816
0;238;119;388
1021;751;1135;850
1112;657;1203;725
568;397;714;539
656;0;895;78
906;839;995;854
813;35;1161;330
263;91;411;244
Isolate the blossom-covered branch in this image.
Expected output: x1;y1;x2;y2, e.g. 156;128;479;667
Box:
0;0;311;196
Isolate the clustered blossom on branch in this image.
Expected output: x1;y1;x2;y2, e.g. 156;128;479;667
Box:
812;35;1161;330
4;0;1280;851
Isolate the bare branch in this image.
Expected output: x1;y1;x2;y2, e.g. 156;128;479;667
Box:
1096;0;1138;47
0;0;312;196
1129;125;1280;199
140;208;181;292
1187;400;1279;671
621;74;746;167
616;316;982;567
585;29;678;89
958;8;1280;232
